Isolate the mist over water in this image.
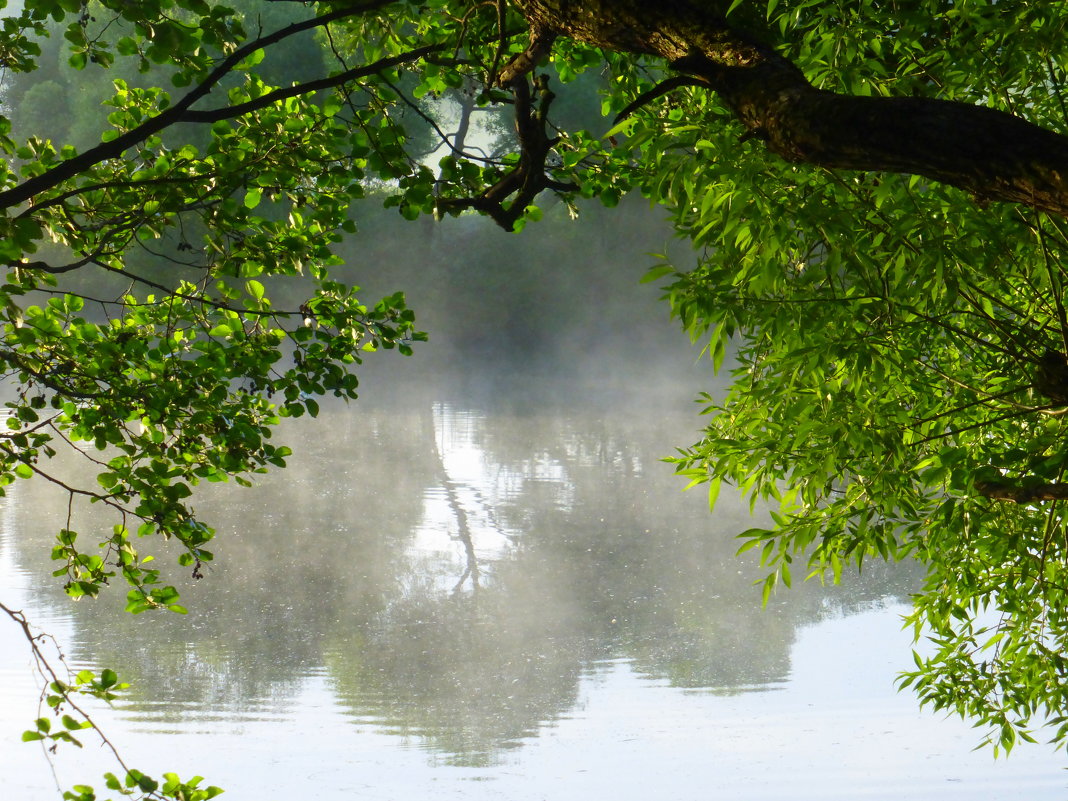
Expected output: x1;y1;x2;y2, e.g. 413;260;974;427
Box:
1;390;1064;799
329;198;712;404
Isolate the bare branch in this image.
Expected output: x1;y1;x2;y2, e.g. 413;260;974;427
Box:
0;601;138;783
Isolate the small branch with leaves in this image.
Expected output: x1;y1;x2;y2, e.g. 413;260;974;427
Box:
0;600;224;800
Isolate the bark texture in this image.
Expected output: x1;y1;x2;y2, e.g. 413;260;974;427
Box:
517;0;1068;217
976;481;1068;503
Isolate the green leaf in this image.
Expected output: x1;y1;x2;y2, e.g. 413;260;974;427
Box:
760;573;776;607
136;774;159;793
707;475;721;511
245;279;265;301
235;47;265;70
641;264;675;284
602;116;638;140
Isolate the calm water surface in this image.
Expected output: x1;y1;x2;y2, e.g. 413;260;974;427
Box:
1;396;1065;800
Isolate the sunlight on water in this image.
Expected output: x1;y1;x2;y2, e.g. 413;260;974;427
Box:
411;403;574;593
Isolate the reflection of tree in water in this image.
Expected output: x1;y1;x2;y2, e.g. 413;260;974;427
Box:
464;405;924;694
323;402;925;764
6;405;438;717
427;404;483;595
6;399;924;765
326;591;589;767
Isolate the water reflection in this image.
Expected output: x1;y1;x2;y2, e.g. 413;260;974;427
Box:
2;398;922;769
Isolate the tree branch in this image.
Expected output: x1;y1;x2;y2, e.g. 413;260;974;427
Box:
519;0;1068;218
497;24;557;85
179;44;442;124
436;72;577;230
0;1;406;211
976;481;1068;503
612;75;706;125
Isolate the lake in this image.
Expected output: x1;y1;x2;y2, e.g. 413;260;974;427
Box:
1;383;1065;800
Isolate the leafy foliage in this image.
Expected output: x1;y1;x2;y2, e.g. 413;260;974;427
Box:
0;0;429;615
4;0;1068;793
651;0;1068;755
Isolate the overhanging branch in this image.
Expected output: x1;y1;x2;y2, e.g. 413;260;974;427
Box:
518;0;1068;218
976;481;1068;503
436;72;577;231
180;44;442;124
0;0;415;212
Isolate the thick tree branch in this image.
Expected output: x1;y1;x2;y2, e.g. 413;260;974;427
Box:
437;73;577;230
496;24;557;86
518;0;1068;218
976;481;1068;503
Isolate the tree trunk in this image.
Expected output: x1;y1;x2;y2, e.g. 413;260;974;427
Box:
517;0;1068;217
